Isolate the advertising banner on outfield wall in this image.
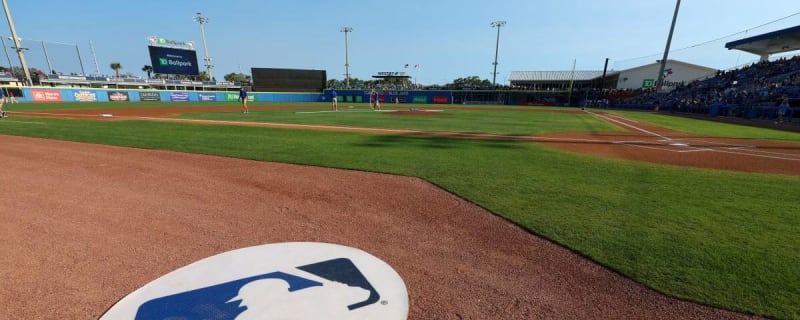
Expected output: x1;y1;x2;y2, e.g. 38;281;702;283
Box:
31;90;63;102
198;93;217;102
224;93;254;102
139;91;161;102
74;90;97;102
108;91;130;102
169;92;190;102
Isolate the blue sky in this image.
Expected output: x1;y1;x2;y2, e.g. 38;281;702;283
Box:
2;0;799;85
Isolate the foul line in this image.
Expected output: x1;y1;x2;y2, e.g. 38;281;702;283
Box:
588;111;671;141
711;148;800;161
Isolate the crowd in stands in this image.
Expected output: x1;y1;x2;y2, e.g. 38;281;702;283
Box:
604;55;800;123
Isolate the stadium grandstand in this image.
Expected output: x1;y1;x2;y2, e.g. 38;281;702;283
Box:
36;74;242;91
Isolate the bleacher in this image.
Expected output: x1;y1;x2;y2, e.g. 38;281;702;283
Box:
39;74;243;91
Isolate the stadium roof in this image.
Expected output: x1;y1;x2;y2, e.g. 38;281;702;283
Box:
725;25;800;57
509;71;610;82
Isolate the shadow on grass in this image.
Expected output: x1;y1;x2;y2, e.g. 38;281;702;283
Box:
356;134;526;150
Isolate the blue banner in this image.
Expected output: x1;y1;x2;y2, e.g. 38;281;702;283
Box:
169;92;190;102
198;93;217;102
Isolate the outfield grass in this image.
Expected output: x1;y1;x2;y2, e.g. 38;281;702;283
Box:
178;105;620;136
1;106;799;319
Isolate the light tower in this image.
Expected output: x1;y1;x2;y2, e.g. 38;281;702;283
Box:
340;27;352;88
193;12;214;81
2;0;31;85
490;20;506;87
655;0;681;92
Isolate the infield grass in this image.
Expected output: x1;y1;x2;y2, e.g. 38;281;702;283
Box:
1;105;799;319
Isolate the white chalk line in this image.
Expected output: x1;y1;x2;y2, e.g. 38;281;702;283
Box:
710;148;800;161
0;120;46;124
591;112;800;160
588;112;671;141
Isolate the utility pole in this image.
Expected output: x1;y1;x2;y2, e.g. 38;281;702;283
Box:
194;12;214;81
491;20;506;87
2;0;31;85
656;0;681;92
340;27;352;88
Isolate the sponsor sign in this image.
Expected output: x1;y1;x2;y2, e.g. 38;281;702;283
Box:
169;92;190;102
375;72;408;77
31;90;63;102
198;93;217;102
148;46;200;75
99;242;408;320
108;91;130;102
148;36;196;50
73;90;97;102
642;79;656;88
224;93;254;102
432;96;449;104
139;91;162;102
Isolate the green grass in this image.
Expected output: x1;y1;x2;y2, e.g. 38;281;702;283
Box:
179;104;618;135
1;106;799;319
606;109;800;142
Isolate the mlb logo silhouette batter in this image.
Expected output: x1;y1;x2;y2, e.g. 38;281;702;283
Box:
135;258;380;320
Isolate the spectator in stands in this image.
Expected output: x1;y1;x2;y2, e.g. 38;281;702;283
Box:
777;94;790;124
239;87;249;114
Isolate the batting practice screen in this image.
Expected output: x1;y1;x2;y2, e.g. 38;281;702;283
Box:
148;46;200;75
251;68;327;92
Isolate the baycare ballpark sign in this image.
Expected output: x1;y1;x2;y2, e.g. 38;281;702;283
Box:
100;242;409;320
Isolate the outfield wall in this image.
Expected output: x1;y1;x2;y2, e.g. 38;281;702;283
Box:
13;87;556;106
13;88;456;104
16;87;323;103
324;90;453;104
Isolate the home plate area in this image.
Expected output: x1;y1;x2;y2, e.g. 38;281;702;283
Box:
612;139;754;153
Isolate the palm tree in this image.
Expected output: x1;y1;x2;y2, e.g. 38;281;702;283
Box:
142;65;153;79
110;62;122;78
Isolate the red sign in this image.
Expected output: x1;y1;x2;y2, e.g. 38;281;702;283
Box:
432;96;448;104
31;90;63;102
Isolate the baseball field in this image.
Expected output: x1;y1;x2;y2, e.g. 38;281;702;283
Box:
1;102;798;319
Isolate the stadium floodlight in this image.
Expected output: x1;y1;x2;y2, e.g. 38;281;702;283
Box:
193;12;214;81
490;20;507;87
2;0;32;85
340;27;353;88
655;0;681;92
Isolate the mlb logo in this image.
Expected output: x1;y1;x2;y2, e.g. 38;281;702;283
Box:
100;243;408;320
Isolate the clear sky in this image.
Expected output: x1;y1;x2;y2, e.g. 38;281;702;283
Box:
2;0;799;85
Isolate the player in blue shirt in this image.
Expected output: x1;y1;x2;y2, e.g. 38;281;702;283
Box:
331;90;338;111
239;87;249;114
0;89;6;118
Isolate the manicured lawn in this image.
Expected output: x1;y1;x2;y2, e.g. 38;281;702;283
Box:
1;107;798;319
179;105;618;135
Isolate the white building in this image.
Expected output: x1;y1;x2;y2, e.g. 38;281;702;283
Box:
509;59;718;91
